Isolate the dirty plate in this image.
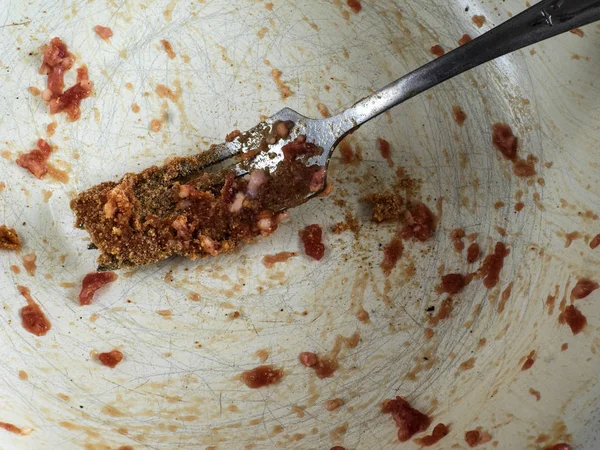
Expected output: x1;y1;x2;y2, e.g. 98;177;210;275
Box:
0;0;599;449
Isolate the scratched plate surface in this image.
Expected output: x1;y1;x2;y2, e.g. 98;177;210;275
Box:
0;1;599;449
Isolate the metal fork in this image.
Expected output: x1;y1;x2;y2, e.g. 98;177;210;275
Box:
198;0;599;201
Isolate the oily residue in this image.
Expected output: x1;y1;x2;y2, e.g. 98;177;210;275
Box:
298;333;358;378
262;252;298;268
452;105;467;126
271;68;293;100
451;228;465;252
522;350;536;370
529;388;541;401
22;253;37;276
440;273;469;295
467;242;480;263
377;137;394;167
382;397;431;442
459;357;476;371
316;102;331;118
492;123;537;177
458;33;472;45
472;15;486;28
571;278;598;300
428;297;453;326
559;305;586;335
381;237;403;276
497;281;513;313
478;242;509;289
161;40;176;59
0;421;32;436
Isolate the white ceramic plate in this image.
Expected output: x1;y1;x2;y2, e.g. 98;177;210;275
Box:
0;0;599;449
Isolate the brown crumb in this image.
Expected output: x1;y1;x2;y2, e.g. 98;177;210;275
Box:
0;225;21;250
331;212;360;236
362;192;404;222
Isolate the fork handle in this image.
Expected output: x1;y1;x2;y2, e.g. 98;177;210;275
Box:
337;0;600;131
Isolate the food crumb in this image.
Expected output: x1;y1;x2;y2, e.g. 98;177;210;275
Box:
440;273;466;294
16;139;53;179
18;285;51;336
79;272;118;305
0;225;21;250
451;228;465;252
381;237;403;276
262;252;298;268
478;242;509;289
300;225;325;261
150;119;163;132
271;68;293;100
356;306;370;322
382;396;431;442
415;423;450;446
522;350;535;370
467;242;480;263
400;202;435;242
0;421;33;436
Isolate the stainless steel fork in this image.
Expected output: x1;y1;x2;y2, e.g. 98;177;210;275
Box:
202;0;599;201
